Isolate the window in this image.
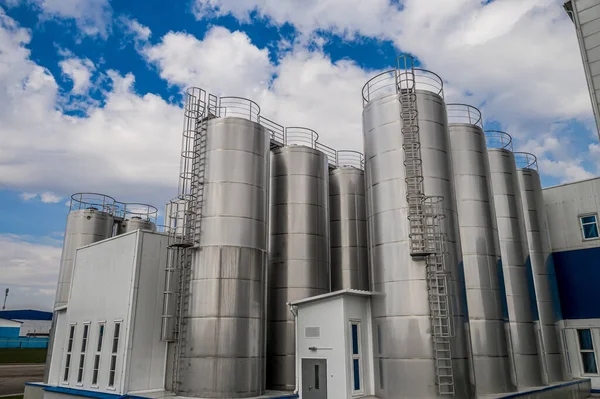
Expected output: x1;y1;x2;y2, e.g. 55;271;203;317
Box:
350;321;363;393
578;329;598;374
580;214;599;240
77;324;89;384
63;324;76;383
108;322;121;388
91;323;105;386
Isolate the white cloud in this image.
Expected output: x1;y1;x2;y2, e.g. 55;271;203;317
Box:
0;234;62;310
143;27;273;95
0;9;181;210
40;192;61;203
119;16;151;43
31;0;112;38
59;57;95;94
540;158;595;183
20;192;37;201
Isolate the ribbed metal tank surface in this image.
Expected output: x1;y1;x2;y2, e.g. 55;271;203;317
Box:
448;121;513;394
329;166;368;291
54;208;114;307
516;166;564;384
487;148;542;388
363;88;469;398
178;117;270;397
268;145;331;391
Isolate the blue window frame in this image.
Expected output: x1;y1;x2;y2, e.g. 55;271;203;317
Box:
580;215;599;240
350;321;362;393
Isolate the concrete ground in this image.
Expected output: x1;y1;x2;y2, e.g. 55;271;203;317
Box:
0;364;44;396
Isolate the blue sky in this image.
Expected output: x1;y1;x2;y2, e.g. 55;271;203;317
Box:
0;0;598;309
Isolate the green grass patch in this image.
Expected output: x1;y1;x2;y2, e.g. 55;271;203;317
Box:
0;348;47;364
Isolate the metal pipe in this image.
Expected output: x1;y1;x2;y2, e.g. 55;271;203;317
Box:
288;303;299;395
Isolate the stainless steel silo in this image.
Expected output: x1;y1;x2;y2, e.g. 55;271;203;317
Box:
515;153;563;384
486;138;542;388
447;105;512;394
177;107;270;397
55;194;116;307
362;61;469;398
329;151;368;291
268;141;331;391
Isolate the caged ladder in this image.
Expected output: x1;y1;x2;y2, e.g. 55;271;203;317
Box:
168;89;216;393
396;55;455;396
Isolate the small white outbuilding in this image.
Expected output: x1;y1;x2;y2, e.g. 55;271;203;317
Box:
290;289;375;399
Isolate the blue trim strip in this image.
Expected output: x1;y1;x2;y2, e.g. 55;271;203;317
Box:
497;379;591;398
40;385;149;399
30;384;298;399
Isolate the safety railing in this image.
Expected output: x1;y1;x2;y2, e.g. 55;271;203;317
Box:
285;127;319;147
70;193;117;214
362;66;444;107
485;130;513;151
514;152;538;171
336;150;365;169
446;104;483;128
218;96;260;122
259;116;285;146
122;203;158;223
316;142;338;165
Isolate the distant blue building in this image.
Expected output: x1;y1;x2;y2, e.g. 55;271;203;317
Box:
0;309;52;348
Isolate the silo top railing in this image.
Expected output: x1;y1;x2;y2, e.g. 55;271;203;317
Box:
485;130;513;151
217;96;260;122
316;142;338;165
337;150;365;169
362;67;444;107
514;152;538;171
259;116;285;146
285;127;319;147
122;203;159;223
447;104;483;128
70;193;117;214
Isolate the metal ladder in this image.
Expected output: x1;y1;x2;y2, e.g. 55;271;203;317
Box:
169;90;214;393
396;55;455;396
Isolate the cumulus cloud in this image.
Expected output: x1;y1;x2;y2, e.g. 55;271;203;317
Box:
3;0;113;38
20;192;37;201
59;57;95;94
119;16;151;43
0;234;62;310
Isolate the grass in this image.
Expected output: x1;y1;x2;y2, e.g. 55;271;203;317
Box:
0;348;47;364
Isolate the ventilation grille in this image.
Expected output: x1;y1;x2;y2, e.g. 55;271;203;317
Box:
305;327;320;338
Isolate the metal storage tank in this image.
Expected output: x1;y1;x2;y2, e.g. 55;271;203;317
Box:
55;193;116;307
515;153;564;384
447;105;512;394
268;133;331;391
117;203;158;233
177;96;270;397
329;150;368;291
486;135;542;388
362;58;469;398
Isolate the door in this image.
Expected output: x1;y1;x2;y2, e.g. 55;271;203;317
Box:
302;358;327;399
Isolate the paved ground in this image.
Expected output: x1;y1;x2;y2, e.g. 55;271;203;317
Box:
0;364;44;396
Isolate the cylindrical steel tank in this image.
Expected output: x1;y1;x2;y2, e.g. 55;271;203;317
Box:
55;195;116;307
178;115;270;397
268;143;331;391
119;217;156;233
329;151;368;290
447;106;512;394
487;143;542;388
362;67;469;398
515;153;563;384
